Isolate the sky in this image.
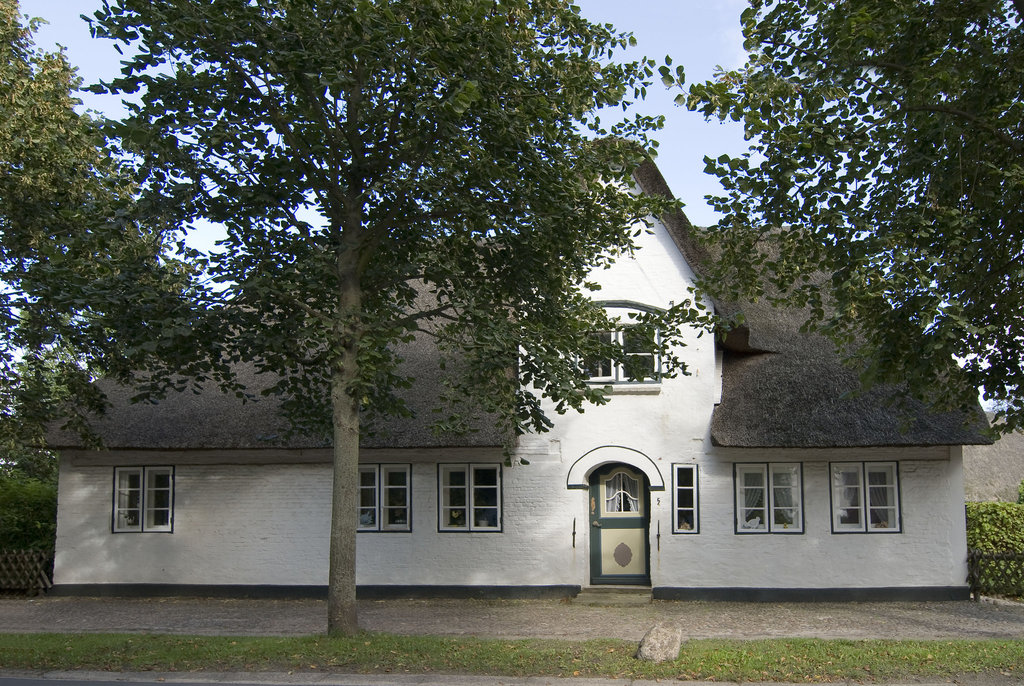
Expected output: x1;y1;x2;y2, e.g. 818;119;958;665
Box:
22;0;751;232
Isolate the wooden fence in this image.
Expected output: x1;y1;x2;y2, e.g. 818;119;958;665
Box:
967;549;1024;599
0;549;53;596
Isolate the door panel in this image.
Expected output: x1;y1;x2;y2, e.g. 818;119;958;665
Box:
589;465;650;585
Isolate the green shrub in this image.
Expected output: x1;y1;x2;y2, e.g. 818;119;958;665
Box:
0;476;57;551
1017;479;1024;505
966;501;1024;552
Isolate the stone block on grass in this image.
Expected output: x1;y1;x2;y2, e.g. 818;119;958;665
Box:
636;622;683;663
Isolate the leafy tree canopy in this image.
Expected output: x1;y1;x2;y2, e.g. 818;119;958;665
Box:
0;0;189;451
683;0;1024;431
90;0;697;633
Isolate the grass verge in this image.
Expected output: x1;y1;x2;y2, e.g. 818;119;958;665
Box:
1;634;1023;682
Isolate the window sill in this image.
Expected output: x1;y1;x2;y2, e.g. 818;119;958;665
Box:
599;383;662;395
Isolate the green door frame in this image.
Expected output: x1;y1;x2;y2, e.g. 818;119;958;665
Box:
588;463;651;586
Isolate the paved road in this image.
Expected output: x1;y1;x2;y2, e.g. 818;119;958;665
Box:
3;596;1024;640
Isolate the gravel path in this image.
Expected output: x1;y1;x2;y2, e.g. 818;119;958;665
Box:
3;596;1024;641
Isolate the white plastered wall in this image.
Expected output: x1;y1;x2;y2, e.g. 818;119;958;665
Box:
651;446;967;590
518;214;719;588
54;448;589;588
55;459;332;586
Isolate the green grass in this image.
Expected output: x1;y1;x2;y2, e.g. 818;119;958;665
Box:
1;634;1022;682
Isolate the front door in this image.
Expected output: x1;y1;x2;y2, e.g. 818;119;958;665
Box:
589;464;650;585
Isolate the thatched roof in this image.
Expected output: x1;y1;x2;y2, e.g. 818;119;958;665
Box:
635;159;989;449
964;419;1024;501
46;330;504;451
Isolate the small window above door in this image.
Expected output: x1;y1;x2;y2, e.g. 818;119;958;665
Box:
601;469;643;516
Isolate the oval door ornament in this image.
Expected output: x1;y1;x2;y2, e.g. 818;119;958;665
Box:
613;541;633;568
590;496;596;515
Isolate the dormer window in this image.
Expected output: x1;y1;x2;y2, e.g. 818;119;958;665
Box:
585;326;660;383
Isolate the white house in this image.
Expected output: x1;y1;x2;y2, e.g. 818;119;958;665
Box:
48;161;988;600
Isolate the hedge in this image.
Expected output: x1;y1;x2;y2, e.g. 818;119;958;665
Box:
966;501;1024;553
0;477;57;552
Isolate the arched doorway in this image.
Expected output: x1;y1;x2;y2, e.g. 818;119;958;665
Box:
588;463;651;586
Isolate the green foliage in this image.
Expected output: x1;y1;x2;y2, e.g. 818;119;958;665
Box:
0;475;57;551
683;0;1024;431
0;0;192;448
0;440;57;483
966;502;1024;552
1017;479;1024;505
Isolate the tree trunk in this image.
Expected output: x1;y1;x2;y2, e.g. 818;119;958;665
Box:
327;259;362;636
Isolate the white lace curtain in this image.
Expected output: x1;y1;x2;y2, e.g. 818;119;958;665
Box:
606;472;640;512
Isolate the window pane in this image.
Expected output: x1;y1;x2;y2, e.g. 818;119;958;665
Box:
622;328;657;380
144;468;173;531
473;468;497;487
385;507;407;527
383;467;409;529
380;467;410;529
623;353;656;380
584;332;615;379
471;466;500;529
867;484;892;507
677;467;693;488
385;487;406;506
834;466;860;487
473;507;498;528
677;511;695;531
866;464;898;530
358;508;377;527
736;466;767;531
358;467;378;530
473;487;497;506
839;507;861;525
870;507;896;529
149;489;170;509
446;488;466;508
441;467;468;529
766;464;801;532
831;464;866;531
147;508;170;528
116;506;140;530
773;508;796;527
445;509;466;527
674;465;697;533
116;467;142;532
605;472;639;513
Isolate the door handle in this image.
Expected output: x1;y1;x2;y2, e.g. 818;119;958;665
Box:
592;521;601;528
